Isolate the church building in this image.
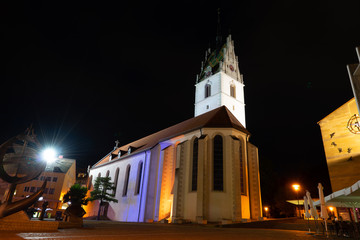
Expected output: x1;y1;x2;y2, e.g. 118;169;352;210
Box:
84;35;262;223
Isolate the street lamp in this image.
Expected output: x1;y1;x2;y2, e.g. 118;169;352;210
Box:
292;184;301;218
329;206;334;218
264;206;269;218
41;148;57;163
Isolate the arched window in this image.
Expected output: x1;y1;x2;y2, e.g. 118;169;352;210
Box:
114;168;120;195
239;142;246;195
123;165;131;196
230;85;236;98
135;162;143;195
106;170;110;177
191;138;199;191
213;135;223;191
98;172;101;178
205;84;211;98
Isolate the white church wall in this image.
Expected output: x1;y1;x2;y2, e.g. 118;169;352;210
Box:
87;125;259;223
204;130;233;221
172;132;203;222
194;73;222;117
144;144;162;222
234;131;251;219
87;151;148;222
199;129;251;221
194;72;246;127
220;73;246;127
181;138;197;222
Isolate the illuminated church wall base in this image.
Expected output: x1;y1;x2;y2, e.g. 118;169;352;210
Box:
85;123;262;223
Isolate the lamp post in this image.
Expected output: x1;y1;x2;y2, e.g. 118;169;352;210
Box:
292;184;301;218
329;206;334;219
264;206;269;218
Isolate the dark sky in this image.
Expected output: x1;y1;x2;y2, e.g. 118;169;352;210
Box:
3;1;360;202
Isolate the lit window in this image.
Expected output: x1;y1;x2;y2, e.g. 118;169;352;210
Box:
192;138;199;191
205;84;211;98
213;135;223;191
123;165;131;196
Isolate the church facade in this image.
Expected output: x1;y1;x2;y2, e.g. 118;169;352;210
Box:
84;35;262;223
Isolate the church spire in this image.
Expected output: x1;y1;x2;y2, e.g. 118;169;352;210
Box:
216;8;222;48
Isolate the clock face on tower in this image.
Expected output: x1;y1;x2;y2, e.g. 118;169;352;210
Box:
347;114;360;134
204;66;212;77
229;65;234;71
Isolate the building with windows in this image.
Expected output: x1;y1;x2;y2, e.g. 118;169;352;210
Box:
14;158;76;217
318;98;360;192
85;35;262;223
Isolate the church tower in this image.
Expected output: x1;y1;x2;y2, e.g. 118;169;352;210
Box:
194;35;246;127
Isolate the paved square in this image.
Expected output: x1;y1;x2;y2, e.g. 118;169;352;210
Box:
2;221;327;240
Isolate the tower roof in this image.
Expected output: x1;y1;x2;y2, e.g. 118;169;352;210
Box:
93;106;249;168
198;43;227;82
197;35;242;83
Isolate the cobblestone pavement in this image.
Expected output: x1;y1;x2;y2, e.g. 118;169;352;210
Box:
2;221;329;240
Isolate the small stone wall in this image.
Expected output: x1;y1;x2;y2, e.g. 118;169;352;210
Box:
0;211;59;231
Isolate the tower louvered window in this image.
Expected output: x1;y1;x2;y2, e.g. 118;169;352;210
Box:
230;85;236;98
205;84;211;98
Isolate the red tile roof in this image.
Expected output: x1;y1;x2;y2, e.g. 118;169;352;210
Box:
94;106;249;167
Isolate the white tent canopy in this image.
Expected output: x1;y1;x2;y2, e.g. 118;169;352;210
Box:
314;180;360;208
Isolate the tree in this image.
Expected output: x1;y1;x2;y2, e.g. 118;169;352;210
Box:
63;183;89;206
89;176;118;220
62;184;89;223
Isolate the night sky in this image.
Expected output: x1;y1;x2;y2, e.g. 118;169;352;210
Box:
3;1;360;204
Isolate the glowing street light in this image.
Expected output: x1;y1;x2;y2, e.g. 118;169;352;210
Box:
329;206;334;218
264;206;269;218
41;148;57;163
292;184;301;218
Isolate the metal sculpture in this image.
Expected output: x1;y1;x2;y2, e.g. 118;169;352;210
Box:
0;128;47;218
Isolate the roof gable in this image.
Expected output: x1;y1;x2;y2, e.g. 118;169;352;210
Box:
93;106;249;167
